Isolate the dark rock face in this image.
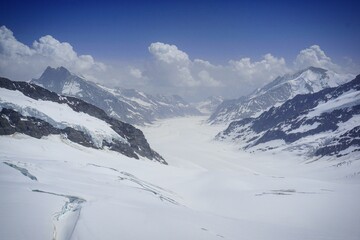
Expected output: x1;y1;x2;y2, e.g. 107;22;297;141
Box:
0;108;96;148
0;108;60;138
217;75;360;158
31;66;200;125
315;126;360;157
0;77;166;164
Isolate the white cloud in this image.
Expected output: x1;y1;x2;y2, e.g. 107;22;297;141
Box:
149;42;189;65
0;26;355;102
0;25;105;81
0;26;34;57
198;70;221;87
147;42;289;98
148;42;197;87
129;67;143;79
229;53;288;84
294;45;340;72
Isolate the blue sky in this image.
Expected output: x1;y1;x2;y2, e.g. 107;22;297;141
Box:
2;0;359;63
0;0;359;100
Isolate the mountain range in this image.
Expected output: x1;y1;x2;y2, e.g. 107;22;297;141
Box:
31;66;200;125
0;76;166;164
216;74;360;162
209;67;354;124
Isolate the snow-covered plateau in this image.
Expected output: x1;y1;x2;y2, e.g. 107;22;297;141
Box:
1;116;359;240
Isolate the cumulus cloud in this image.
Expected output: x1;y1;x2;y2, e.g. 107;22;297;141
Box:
0;26;34;57
294;45;340;72
147;42;289;98
198;70;221;87
148;42;198;87
149;42;190;64
229;53;288;84
0;25;105;81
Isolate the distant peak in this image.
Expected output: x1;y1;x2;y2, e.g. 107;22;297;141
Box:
57;66;70;72
38;66;72;82
44;66;71;74
303;66;327;74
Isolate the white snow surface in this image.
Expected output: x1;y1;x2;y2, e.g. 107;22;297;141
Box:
1;116;360;240
62;80;82;95
0;88;127;147
307;90;360;118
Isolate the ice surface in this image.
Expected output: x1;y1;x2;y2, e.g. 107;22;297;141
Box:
1;116;359;240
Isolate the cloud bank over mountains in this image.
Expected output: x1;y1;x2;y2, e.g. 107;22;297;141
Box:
0;26;356;101
0;26;106;81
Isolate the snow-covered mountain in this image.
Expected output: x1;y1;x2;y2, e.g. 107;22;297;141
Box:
194;96;224;115
0;77;165;164
210;67;354;124
217;74;360;162
31;66;201;125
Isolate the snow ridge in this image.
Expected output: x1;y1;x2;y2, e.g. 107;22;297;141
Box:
210;67;354;124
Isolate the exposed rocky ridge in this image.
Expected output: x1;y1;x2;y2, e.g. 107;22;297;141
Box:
0;77;166;164
210;67;353;124
31;66;200;125
217;75;360;159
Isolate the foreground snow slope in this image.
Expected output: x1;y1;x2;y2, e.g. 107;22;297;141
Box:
1;116;360;240
0;76;165;162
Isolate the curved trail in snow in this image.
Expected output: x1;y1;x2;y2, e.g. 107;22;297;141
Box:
32;190;86;240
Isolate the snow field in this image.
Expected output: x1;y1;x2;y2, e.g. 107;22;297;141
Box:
0;116;359;240
0;88;127;147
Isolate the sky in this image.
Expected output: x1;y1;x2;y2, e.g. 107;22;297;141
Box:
0;0;359;101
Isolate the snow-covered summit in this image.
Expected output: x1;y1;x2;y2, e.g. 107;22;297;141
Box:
209;67;354;124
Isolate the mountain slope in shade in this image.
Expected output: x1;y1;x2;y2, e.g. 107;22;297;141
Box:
209;67;354;124
217;74;360;162
0;77;166;164
31;66;200;125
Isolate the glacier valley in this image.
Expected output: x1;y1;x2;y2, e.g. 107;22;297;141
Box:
1;116;359;240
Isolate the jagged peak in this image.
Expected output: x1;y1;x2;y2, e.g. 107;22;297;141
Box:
44;66;71;74
39;66;72;80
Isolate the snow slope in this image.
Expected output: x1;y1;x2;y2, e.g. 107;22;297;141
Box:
0;88;127;147
1;116;359;240
0;76;165;162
